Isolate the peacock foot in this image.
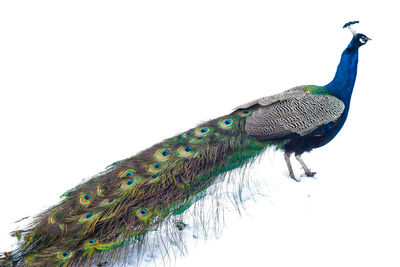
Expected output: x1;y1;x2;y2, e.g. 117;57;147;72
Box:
304;170;316;177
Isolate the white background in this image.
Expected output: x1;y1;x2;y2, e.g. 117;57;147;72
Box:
1;1;399;266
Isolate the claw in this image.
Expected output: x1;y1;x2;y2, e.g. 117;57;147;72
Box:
295;155;316;178
305;171;316;177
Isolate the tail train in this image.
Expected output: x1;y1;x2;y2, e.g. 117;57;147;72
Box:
1;109;282;266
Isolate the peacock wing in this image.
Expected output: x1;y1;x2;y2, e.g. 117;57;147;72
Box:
234;85;309;110
243;93;345;140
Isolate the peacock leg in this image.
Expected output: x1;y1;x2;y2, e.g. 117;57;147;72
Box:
284;152;297;181
295;154;316;177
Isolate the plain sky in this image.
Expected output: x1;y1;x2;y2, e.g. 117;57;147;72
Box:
0;1;399;267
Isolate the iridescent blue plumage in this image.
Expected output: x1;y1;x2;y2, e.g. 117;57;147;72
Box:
326;34;366;103
301;33;368;149
282;33;369;178
285;33;369;155
274;34;368;179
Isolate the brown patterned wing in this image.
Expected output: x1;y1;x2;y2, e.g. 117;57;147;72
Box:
234;86;309;110
244;94;345;139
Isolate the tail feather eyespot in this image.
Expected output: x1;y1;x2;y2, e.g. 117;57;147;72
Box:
120;177;141;190
181;132;191;138
177;146;194;157
135;208;152;223
237;110;252;117
56;250;73;261
84;238;99;247
148;162;163;173
154;148;171;161
79;193;93;206
100;198;116;207
119;169;135;178
218;118;234;129
194;127;212;137
78;212;98;223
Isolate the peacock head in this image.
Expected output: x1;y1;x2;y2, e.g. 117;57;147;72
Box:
352;33;370;47
343;21;370;49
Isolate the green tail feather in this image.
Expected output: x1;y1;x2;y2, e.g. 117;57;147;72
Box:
1;108;283;267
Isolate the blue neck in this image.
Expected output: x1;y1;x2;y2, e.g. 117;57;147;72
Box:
325;43;359;106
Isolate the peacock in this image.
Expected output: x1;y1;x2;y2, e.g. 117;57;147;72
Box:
0;21;369;267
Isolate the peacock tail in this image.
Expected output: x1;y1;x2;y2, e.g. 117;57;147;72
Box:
1;108;284;266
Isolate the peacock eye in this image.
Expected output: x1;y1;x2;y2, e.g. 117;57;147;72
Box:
57;250;73;260
359;37;366;44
